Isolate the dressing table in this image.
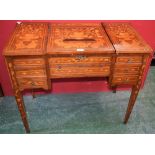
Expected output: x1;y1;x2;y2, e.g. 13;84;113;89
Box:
3;22;152;133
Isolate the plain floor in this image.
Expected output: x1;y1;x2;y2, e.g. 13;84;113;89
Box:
0;66;155;134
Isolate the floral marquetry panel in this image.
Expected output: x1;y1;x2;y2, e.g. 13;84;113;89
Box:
47;23;115;54
103;23;153;54
3;22;48;56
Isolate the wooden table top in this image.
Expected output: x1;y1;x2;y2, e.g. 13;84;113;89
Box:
3;22;48;56
103;22;153;54
3;22;152;56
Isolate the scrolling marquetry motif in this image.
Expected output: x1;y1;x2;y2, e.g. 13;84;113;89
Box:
3;22;153;133
4;23;48;55
103;23;152;53
47;23;115;54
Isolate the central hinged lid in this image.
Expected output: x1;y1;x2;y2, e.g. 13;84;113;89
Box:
47;23;115;54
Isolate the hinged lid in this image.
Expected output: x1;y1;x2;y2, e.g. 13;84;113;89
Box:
103;22;153;54
47;23;115;55
3;22;48;56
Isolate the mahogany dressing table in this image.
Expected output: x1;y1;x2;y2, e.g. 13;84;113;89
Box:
3;22;152;133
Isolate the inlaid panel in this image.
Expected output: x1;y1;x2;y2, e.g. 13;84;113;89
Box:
15;69;46;78
114;65;140;75
17;77;48;90
13;58;46;69
116;56;142;63
50;63;110;78
49;55;111;78
3;22;48;56
112;75;138;85
103;23;153;54
47;23;115;54
49;56;111;65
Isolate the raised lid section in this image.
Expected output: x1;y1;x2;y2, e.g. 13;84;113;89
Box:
103;22;153;54
47;23;115;54
3;22;48;56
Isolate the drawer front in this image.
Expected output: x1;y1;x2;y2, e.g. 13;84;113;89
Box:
15;69;46;78
13;58;45;69
114;65;140;75
17;77;48;90
49;56;111;65
112;75;138;85
116;56;142;63
50;63;110;78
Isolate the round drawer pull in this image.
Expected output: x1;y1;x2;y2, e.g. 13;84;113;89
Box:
75;55;86;61
31;82;36;86
56;65;62;70
125;78;129;81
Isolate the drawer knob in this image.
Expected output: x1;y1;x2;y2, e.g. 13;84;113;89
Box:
56;65;62;70
31;82;35;86
75;55;86;61
125;78;129;81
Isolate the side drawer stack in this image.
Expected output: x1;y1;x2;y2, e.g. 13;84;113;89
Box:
12;58;48;90
111;55;142;86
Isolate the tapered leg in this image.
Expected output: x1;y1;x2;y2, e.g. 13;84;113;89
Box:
124;86;140;124
15;89;30;133
32;89;36;99
123;55;149;123
7;59;30;133
112;86;117;93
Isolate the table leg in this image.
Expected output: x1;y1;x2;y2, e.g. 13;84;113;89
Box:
15;89;30;133
123;55;148;124
7;59;30;133
112;86;117;93
124;86;139;124
32;89;36;99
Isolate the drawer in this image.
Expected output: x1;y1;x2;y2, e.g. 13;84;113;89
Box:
112;75;138;85
114;66;140;75
50;63;110;78
49;56;111;65
15;69;46;78
116;56;142;63
13;58;45;69
17;77;48;90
